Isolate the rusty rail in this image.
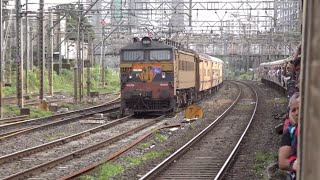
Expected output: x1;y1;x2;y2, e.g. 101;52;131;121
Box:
0;98;120;141
2;115;166;180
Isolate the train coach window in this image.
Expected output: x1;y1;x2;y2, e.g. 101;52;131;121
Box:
123;51;144;61
150;50;171;60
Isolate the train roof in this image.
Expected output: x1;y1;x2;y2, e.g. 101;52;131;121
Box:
121;40;174;50
260;56;293;67
199;54;224;63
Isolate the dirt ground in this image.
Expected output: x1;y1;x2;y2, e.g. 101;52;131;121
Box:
223;81;288;180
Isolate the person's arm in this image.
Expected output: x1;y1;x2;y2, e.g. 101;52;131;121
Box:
279;131;293;171
293;158;298;171
279;146;292;171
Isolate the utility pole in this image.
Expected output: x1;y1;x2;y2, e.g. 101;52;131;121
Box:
75;3;83;103
87;36;92;96
0;0;3;118
5;18;12;85
48;9;53;96
80;25;84;100
24;0;29;95
39;0;45;102
186;0;192;48
101;26;105;87
57;11;62;75
16;0;24;108
30;27;33;69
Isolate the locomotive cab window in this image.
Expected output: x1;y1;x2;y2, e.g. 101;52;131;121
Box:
150;50;171;60
122;51;144;61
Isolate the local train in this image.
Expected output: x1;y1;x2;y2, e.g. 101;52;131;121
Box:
258;56;294;93
119;37;224;114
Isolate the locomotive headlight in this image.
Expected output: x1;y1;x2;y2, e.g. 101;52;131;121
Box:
129;74;132;79
141;37;152;45
162;72;166;79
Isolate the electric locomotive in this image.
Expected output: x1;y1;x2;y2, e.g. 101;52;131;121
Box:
119;37;224;115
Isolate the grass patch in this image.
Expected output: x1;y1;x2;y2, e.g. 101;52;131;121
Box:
29;108;53;119
139;140;155;149
3;105;53;118
96;162;124;180
188;124;194;130
80;175;95;180
273;97;287;104
3;66;120;97
3;105;20;116
154;132;168;142
235;103;254;110
45;131;73;141
127;151;169;166
266;97;287;105
253;151;277;177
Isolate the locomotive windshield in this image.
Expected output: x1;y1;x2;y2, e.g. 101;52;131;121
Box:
150;50;171;60
121;49;172;61
123;51;144;61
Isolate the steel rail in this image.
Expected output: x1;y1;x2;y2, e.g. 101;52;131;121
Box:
0;98;120;141
139;81;242;179
0;104;119;141
2;115;166;180
0;115;133;164
59;123;182;180
0;115;28;124
0;97;119;130
214;81;259;180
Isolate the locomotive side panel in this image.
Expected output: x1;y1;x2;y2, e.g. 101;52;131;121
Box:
175;50;196;90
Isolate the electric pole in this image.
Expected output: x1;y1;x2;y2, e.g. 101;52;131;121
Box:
39;0;45;102
0;0;3;118
16;0;24;108
48;9;54;96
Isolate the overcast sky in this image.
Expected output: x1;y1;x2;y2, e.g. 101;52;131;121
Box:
5;0;276;33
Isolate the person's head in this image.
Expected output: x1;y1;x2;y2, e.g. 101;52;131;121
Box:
287;61;295;73
293;56;301;73
297;44;301;55
289;92;300;125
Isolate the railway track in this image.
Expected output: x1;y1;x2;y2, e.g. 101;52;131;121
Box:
139;81;258;180
0;97;120;141
0;115;28;125
0;115;166;179
0;92;120;125
2;91;120;106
